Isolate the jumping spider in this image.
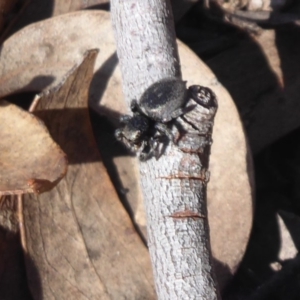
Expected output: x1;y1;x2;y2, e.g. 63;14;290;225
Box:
115;77;213;161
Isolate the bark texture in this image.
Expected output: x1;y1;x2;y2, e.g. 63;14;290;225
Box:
111;1;220;299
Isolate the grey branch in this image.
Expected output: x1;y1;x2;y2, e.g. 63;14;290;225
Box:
111;0;221;299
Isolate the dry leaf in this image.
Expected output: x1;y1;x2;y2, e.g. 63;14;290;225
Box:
205;27;300;153
7;0;109;37
277;213;297;261
249;29;300;152
269;211;299;271
0;101;67;195
247;0;291;11
22;50;155;299
51;0;108;15
0;11;125;118
277;211;300;261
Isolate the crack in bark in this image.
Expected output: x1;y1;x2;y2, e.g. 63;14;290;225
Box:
169;210;206;220
158;174;209;182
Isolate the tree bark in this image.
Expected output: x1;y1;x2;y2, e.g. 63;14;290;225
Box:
111;1;221;299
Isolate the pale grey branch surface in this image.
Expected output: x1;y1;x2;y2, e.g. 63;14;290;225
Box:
111;1;220;299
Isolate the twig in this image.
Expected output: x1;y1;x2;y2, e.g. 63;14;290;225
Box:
111;1;220;299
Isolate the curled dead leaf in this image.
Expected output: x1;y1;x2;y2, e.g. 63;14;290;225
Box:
22;50;155;299
0;101;67;195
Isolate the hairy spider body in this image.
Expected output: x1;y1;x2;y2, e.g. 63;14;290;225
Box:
135;78;188;122
115;77;209;161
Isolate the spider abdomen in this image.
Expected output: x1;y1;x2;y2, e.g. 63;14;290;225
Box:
139;78;188;122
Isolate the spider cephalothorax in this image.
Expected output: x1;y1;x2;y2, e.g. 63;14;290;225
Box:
115;77;210;161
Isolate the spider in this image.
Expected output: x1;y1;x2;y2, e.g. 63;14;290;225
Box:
115;77;212;161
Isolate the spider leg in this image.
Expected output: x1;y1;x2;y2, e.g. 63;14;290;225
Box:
164;105;196;122
137;136;162;161
150;137;162;160
141;137;162;161
115;128;142;154
137;140;152;161
137;126;173;161
149;137;159;150
154;123;174;143
115;130;135;150
130;99;144;115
